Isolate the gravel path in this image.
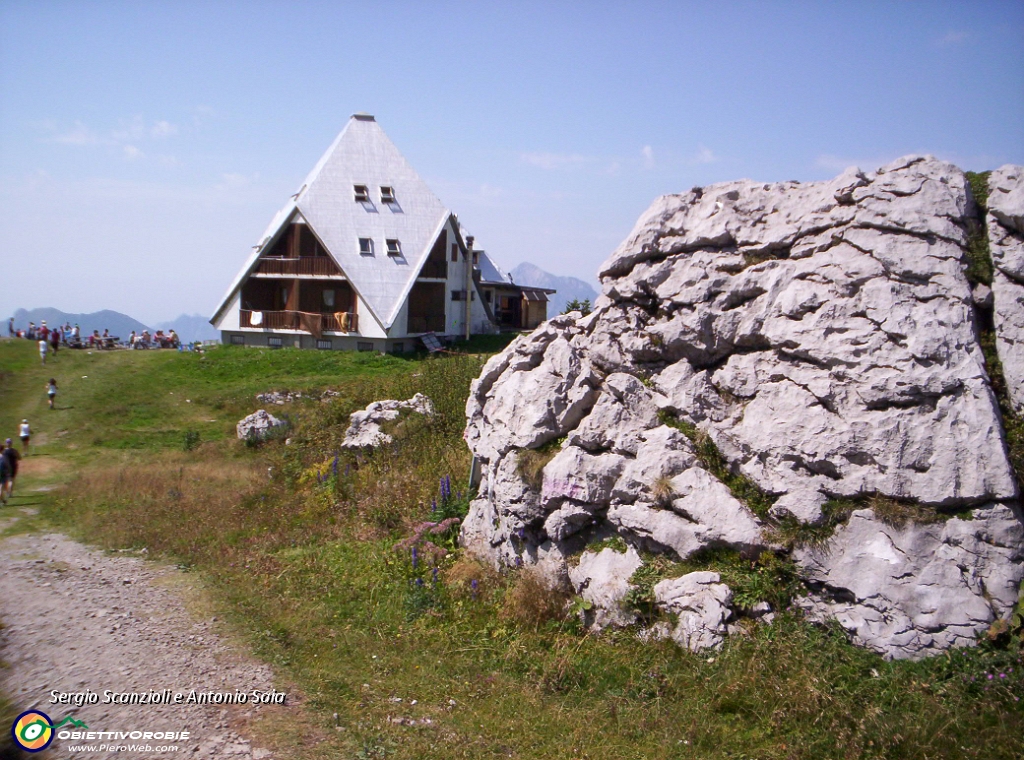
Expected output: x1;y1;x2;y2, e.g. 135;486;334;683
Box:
0;529;283;759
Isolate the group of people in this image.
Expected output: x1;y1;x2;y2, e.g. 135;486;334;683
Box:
128;329;179;349
7;319;183;352
0;429;27;505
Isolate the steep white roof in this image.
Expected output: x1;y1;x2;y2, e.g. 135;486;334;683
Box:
213;115;452;329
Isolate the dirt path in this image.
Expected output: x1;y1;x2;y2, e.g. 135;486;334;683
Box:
0;527;284;759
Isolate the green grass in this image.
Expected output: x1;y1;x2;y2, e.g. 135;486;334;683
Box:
2;337;1023;759
964;170;994;286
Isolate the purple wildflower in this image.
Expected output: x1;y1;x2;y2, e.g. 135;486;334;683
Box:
332;456;339;476
431;498;437;513
411;546;418;569
415;578;424;587
432;567;439;585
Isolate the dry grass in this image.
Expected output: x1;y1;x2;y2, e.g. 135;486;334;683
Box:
500;568;571;631
443;554;501;599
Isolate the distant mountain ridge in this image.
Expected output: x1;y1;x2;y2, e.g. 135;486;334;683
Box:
9;308;149;338
8;308;220;343
509;263;599;316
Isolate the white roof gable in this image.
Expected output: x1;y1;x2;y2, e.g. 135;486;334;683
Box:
211;115;453;330
295;115;450;327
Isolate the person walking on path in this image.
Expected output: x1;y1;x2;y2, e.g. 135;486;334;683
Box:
46;378;58;410
19;420;30;454
50;327;60;354
38;338;48;364
1;439;19;504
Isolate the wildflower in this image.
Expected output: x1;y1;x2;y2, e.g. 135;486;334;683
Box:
332;456;339;476
431;498;437;513
415;578;424;587
411;546;418;569
432;567;439;586
1000;673;1007;679
988;674;994;680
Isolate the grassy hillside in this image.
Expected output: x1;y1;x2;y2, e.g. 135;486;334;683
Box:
0;337;1022;760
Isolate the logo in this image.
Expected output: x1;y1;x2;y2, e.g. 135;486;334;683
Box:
11;710;88;753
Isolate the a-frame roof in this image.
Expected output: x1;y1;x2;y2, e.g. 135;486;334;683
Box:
213;114;452;329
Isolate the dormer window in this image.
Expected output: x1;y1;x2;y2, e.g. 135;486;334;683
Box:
386;239;401;256
380;186;396;204
353;184;369;202
359;237;373;255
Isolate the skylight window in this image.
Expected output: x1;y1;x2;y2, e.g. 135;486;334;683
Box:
386;239;401;256
353;184;369;202
380;186;396;203
359;237;373;255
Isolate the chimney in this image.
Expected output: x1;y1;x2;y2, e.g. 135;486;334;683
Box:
464;237;475;341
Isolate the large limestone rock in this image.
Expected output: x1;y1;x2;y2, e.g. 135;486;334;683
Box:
795;504;1024;658
236;409;287;441
341;393;435;449
462;155;1024;658
988;165;1024;413
653;572;733;651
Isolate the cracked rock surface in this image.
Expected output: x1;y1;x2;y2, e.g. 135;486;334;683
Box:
341;393;435;449
462;155;1024;659
988;165;1024;413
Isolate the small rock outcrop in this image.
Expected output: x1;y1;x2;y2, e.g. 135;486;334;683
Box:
462;156;1024;659
341;393;435;450
236;410;287;441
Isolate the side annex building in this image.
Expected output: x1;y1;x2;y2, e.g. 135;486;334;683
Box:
211;114;553;352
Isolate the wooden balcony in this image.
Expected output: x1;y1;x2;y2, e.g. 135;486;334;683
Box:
252;257;342;277
240;310;358;334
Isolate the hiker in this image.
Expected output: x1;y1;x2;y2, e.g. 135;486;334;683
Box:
50;327;60;354
19;420;30;453
39;321;49;341
1;439;19;503
39;337;48;364
46;378;57;410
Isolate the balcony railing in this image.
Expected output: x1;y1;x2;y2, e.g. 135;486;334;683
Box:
240;310;358;334
253;257;342;277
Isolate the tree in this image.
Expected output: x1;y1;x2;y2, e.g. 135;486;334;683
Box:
561;298;592;316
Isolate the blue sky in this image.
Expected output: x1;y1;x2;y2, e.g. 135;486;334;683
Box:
1;0;1022;324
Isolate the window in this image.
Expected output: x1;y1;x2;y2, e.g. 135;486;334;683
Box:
322;289;335;309
451;289;465;301
450;243;458;262
380;186;396;203
485;290;492;303
353;184;369;202
392;342;404;354
268;336;283;348
359;238;373;256
316;339;333;350
230;334;245;345
386;239;401;256
357;342;374;352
